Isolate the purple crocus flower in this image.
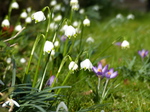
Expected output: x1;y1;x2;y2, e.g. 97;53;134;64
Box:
92;63;108;78
105;68;118;79
138;49;149;58
46;75;55;86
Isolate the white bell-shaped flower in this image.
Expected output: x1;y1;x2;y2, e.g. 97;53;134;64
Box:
86;37;94;43
83;18;90;26
69;61;78;71
44;41;54;54
2;99;20;107
1;18;10;27
70;0;78;6
15;24;22;32
65;25;76;38
31;11;46;23
80;59;93;71
20;11;27;18
11;2;19;9
25;17;32;24
121;40;130;49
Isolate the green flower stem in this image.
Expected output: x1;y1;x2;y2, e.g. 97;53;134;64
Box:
23;34;42;83
51;55;71;88
69;8;74;24
79;23;84;52
42;6;51;39
56;70;72;95
11;56;16;87
32;35;45;88
101;79;109;102
39;53;51;91
98;77;101;91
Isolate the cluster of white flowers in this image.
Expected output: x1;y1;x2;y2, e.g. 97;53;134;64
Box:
68;59;93;71
70;0;79;11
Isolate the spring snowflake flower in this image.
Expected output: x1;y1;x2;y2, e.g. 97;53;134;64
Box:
25;17;32;24
2;99;20;107
1;18;10;27
138;49;149;58
69;61;78;71
50;0;57;6
127;14;134;20
116;13;123;19
20;58;26;63
65;25;76;38
70;0;78;6
83;18;90;26
11;2;19;9
54;40;59;47
15;24;22;32
73;21;79;27
92;63;108;78
6;58;11;64
20;11;27;18
86;37;94;43
105;68;118;79
72;4;79;11
80;59;93;71
54;15;62;22
44;41;54;54
27;7;31;13
79;9;85;14
31;11;46;23
121;40;130;49
56;102;68;112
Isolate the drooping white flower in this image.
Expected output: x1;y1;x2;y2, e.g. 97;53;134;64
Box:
15;24;22;32
79;9;85;14
73;21;79;27
25;17;32;24
20;58;26;63
50;22;58;30
6;58;11;64
54;40;59;47
27;7;31;13
20;11;27;18
31;11;46;23
127;14;134;20
11;2;19;9
121;40;130;48
56;102;68;112
116;13;123;19
69;61;78;71
86;37;94;43
53;4;61;11
44;41;54;54
54;15;62;22
70;0;78;6
65;25;76;38
71;4;79;11
80;59;93;71
50;0;57;6
1;18;10;27
2;99;20;107
83;18;90;26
